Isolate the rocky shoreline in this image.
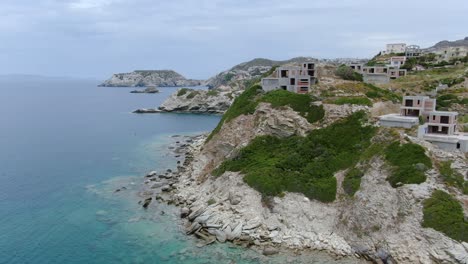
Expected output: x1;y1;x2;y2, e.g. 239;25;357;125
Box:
135;134;370;262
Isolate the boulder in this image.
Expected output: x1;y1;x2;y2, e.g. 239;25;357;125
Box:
262;247;279;256
142;197;152;209
188;206;206;221
180;207;190;218
186;222;201;235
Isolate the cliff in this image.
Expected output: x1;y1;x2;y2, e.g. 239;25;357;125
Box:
99;70;202;87
149;87;468;263
157;87;237;114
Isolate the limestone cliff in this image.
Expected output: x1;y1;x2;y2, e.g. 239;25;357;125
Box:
158;87;237;114
166;100;468;263
99;70;202;87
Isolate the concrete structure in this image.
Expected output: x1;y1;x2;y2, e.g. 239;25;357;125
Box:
400;96;436;119
434;46;468;62
405;45;422;57
383;43;406;54
389;56;407;68
261;62;316;94
379;95;468;152
349;63;364;72
360;66;406;84
379;114;419;128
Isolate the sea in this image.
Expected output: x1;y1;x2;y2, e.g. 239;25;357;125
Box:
0;77;365;264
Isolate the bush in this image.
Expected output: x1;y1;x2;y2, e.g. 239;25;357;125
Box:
177;88;190;96
438;161;468;194
364;83;401;102
422;190;467;242
213;111;376;203
331;97;373;106
187;91;199;99
343;168;364;196
206;90;219;96
261;89;324;123
207;85;262;141
335;65;363;81
437;93;467;110
385;142;432;187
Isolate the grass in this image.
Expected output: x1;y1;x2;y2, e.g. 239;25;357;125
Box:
364;83;401;102
438;161;468;194
206;90;219;96
422;190;467;242
328;97;373;106
187;91;199;99
436;94;468;110
384;142;432;187
343;168;364;196
207;86;325;141
213;111;376;203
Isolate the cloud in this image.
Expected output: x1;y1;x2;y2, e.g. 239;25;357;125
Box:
68;0;117;9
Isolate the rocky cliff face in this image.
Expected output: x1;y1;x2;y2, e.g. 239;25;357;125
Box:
99;70;202;87
165;101;467;263
158;87;237;114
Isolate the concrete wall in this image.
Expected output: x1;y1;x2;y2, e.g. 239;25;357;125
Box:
261;78;280;92
363;74;389;84
380;119;418;128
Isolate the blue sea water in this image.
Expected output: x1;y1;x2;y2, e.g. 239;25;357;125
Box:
0;78;365;264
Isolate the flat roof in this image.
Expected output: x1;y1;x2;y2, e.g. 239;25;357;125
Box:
428;111;458;116
379;114;419;122
403;95;430;99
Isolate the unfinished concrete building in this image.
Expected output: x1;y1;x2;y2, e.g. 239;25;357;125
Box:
388;56;406;68
379;96;468;152
261;62;316;94
360;66;406;84
382;43;407;54
405;45;422;57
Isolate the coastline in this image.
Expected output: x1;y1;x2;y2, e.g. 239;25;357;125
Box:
137;133;369;263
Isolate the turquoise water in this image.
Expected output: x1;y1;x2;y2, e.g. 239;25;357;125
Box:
0;78;364;263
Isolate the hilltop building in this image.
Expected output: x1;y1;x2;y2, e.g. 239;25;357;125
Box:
382;43;407;55
379;96;467;152
349;65;407;84
405;45;422;57
433;46;468;62
261;62;316;94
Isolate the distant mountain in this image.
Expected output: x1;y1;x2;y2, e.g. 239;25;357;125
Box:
424;37;468;52
99;70;202;87
205;57;317;89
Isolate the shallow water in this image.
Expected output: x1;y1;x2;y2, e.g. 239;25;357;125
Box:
0;77;365;263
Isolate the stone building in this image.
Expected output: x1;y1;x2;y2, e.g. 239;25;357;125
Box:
261;62;316;94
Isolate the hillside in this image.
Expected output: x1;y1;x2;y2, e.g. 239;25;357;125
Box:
205;57;317;90
99;70;202;87
425;37;468;51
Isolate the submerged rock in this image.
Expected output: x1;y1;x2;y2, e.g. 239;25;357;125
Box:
142;197;152;209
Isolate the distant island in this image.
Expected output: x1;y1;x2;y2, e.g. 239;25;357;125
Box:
99;70;202;87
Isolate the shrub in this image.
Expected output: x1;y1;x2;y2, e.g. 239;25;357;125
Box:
437;93;467;110
438;161;468;194
335;65;363;81
207;198;216;205
213;111;376;203
331;97;373;106
224;73;235;83
385;142;432;187
343;168;364;196
187;91;199;99
422;190;467;242
177;88;190;96
207;85;262;140
261;89;324;123
206;90;219;96
364;83;401;102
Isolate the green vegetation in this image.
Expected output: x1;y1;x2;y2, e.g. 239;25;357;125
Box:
335;65;364;81
384;142;432;187
422;190;467;242
207;85;262;141
364;83;401;102
206;89;219;97
436;94;468;110
207;85;324;141
207;198;216;205
177;88;190;96
329;97;373;106
343;168;364;196
438;161;468;194
243;65;279;89
261;90;324;123
213;111;376;202
187;91;199;99
224;73;235;83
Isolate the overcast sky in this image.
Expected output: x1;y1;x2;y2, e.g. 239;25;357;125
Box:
1;0;467;80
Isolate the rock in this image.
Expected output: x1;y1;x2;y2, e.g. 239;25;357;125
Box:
228;192;242;205
188;206;206;221
99;70;202;87
145;171;157;177
186;222;201;235
133;108;161;114
243;218;261;230
151;182;164;189
262;247;279;256
414;163;428;171
130;86;159;93
158;88;234;114
213;229;227;243
161;185;172;192
180;207;190;218
142;197;152;209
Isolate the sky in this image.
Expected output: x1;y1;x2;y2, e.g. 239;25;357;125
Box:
1;0;467;80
